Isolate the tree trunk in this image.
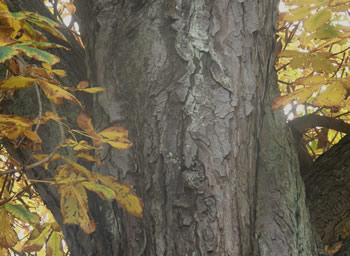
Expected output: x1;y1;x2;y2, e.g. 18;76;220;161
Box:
305;134;350;254
3;0;321;255
72;0;318;255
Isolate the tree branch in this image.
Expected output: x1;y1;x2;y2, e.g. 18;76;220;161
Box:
289;114;350;135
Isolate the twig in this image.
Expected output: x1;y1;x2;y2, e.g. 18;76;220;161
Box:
34;83;42;133
25;102;65;171
0;174;9;200
0;183;34;206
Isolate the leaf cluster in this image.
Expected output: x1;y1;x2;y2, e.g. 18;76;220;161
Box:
0;1;142;255
275;0;350;159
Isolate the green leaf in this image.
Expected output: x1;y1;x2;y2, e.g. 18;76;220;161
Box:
20;41;68;50
4;203;40;224
26;13;67;42
82;182;116;200
315;23;340;39
12;44;60;65
0;46;17;63
304;8;333;32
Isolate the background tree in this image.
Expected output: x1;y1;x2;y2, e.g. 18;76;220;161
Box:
2;0;350;255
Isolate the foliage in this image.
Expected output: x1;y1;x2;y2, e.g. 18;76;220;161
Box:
0;1;142;255
275;0;350;159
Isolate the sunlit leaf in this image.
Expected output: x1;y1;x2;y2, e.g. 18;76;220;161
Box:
304;8;332;32
313;82;346;107
283;6;310;22
316;23;340;39
24;225;51;252
47;232;64;256
272;85;322;110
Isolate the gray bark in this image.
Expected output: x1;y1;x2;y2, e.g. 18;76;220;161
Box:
73;0;318;255
2;0;322;255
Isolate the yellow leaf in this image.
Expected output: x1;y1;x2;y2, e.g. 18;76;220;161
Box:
81;181;116;200
0;115;32;127
311;54;336;73
47;232;64;256
0;76;36;92
105;139;133;150
0;207;18;248
61;157;96;182
38;80;83;108
33;153;61;169
72;152;102;165
58;181;96;234
52;69;66;77
99;126;128;140
272;85;322;110
23;129;42;143
24;225;51;252
72;140;99;151
294;75;331;85
96;174;143;218
290;55;311;69
99;126;132;149
313;82;346;107
304;8;332;32
283;6;310;22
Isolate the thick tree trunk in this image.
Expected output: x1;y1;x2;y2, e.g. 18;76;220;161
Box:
72;0;318;255
2;0;322;255
305;134;350;254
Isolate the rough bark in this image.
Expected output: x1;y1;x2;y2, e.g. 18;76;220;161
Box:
1;0;323;255
72;0;317;255
305;134;350;254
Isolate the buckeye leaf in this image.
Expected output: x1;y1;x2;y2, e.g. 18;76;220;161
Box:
38;80;83;108
0;207;18;248
304;8;332;32
4;203;40;224
13;44;60;65
82;182;116;200
0;76;36;91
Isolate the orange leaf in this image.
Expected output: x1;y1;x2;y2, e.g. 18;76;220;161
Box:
77;81;89;89
23;129;42;143
77;113;94;134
